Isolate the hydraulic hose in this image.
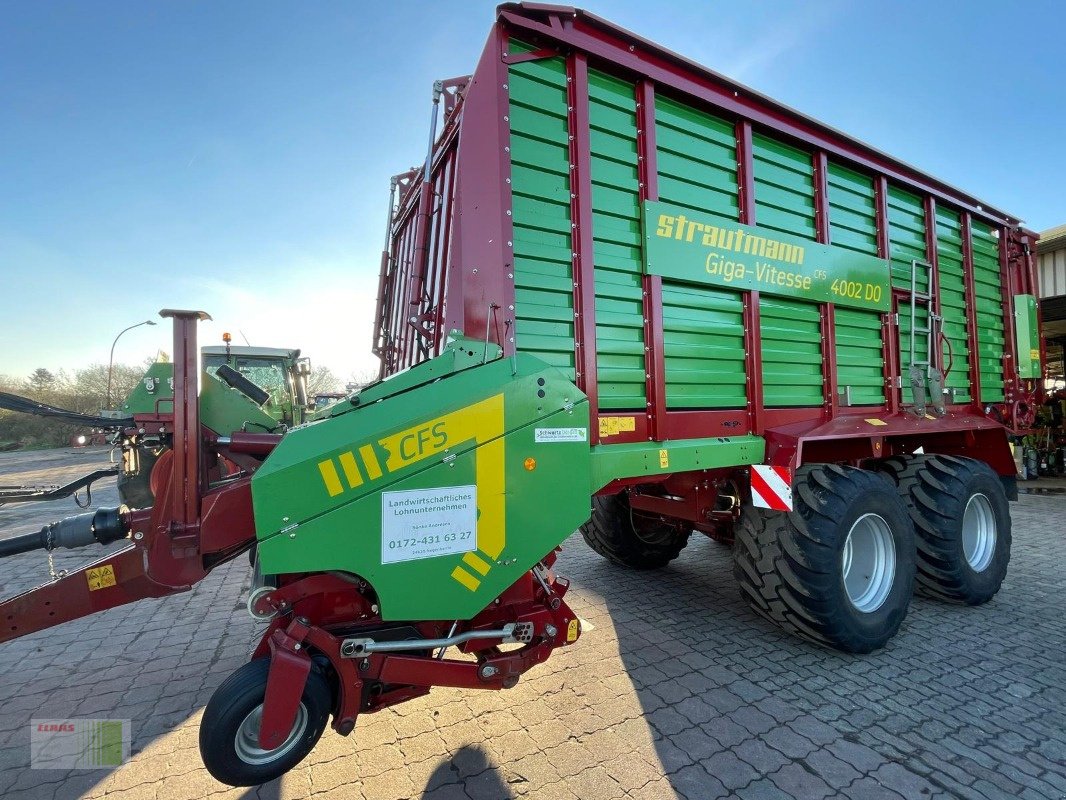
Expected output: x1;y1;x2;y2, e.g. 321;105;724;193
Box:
0;507;128;559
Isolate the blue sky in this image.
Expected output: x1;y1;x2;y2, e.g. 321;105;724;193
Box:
2;1;1063;381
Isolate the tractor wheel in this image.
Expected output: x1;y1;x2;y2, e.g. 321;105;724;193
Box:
733;465;915;654
199;658;332;787
878;455;1010;604
580;492;691;569
116;446;161;509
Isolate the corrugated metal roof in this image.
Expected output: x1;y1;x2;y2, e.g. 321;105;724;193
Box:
1038;223;1066;252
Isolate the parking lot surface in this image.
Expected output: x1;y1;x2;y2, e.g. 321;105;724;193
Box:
0;447;1064;800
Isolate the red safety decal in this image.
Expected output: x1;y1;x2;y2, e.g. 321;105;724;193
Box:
751;465;793;512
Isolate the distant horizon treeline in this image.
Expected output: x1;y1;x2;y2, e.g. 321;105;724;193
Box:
0;360;352;450
0;361;153;449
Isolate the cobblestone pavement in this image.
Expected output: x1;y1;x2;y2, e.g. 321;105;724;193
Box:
0;448;1064;800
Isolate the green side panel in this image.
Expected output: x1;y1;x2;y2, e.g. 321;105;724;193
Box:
888;186;929;375
254;351;592;622
935;207;972;402
760;296;824;407
971;220;1005;402
661;281;747;408
654;95;739;220
653;95;745;409
508;43;576;377
887;186;928;291
751;133;820;407
590;435;764;494
589;70;646;410
1014;294;1040;379
752;133;816;240
827;162;884;405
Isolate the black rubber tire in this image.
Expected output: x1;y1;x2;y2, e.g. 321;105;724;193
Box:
733;464;915;654
199;658;332;787
117;446;160;509
878;454;1011;604
580;492;691;569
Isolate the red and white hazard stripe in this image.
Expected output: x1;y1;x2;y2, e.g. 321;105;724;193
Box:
750;465;793;511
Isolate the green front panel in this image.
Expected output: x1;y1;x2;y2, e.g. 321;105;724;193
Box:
971;220;1005;402
826;162;884;405
199;372;280;434
1014;294;1040;379
888;186;929;378
589;70;646;409
935;207;972;402
752;133;816;240
254;352;592;622
508;43;576;376
661;281;747;408
760;296;824;407
119;362;173;414
654;96;745;409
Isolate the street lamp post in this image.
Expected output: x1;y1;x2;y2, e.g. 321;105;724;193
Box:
107;319;157;409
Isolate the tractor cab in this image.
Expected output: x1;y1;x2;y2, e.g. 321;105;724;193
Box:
201;346;311;428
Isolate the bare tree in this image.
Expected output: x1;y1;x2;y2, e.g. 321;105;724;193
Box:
306;365;343;396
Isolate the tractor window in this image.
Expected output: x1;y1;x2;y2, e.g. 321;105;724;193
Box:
204;357;289;398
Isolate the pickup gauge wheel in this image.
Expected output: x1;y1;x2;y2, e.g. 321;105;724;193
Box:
733;464;916;654
878;455;1011;604
200;659;332;787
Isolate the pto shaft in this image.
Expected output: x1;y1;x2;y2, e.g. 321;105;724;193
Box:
0;507;128;558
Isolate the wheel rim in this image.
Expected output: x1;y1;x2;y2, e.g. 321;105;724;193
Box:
962;493;997;572
841;513;896;613
233;702;308;766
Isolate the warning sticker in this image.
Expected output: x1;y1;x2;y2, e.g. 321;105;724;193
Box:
599;416;636;437
86;564;116;591
381;486;477;565
534;427;587;443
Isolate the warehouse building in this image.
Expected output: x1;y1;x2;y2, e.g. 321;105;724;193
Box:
1039;224;1066;385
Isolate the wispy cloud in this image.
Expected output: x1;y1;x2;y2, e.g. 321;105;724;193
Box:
717;2;845;84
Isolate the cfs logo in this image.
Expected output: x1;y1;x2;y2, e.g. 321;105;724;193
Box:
399;422;448;460
316;396;502;499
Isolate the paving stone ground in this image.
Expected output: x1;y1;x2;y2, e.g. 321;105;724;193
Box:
0;447;1064;800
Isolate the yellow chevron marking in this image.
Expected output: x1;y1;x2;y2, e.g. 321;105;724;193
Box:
463;551;492;576
359;445;383;480
451;566;481;592
317;460;344;497
337;451;363;489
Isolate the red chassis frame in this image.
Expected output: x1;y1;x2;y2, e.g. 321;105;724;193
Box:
0;309;581;750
